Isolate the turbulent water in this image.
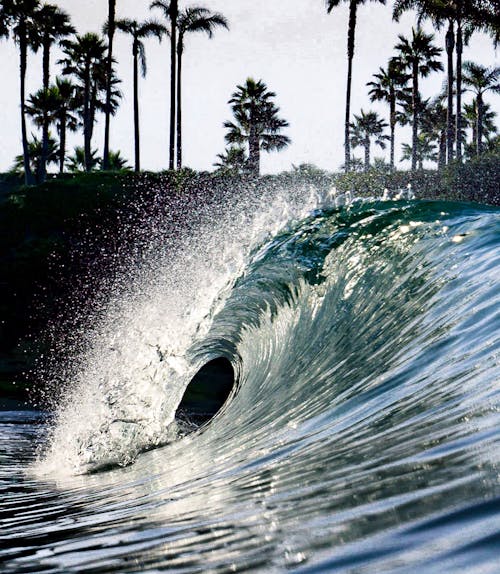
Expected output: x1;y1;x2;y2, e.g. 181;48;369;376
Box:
1;187;500;573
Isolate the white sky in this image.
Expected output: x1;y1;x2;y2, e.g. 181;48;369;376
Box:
0;0;498;173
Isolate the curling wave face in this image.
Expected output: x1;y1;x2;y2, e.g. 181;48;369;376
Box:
2;192;500;573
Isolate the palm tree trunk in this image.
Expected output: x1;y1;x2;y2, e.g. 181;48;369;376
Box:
59;111;67;173
248;110;260;177
344;0;357;172
364;138;369;171
411;63;419;171
455;21;463;161
176;42;183;170
477;93;484;155
445;19;454;164
133;41;140;172
389;88;395;171
103;0;116;170
19;26;34;185
83;66;92;172
438;130;446;170
40;39;51;184
169;0;178;170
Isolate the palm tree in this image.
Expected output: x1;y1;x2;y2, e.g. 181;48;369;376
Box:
12;133;58;180
2;0;41;185
367;59;410;170
463;99;497;158
401;132;438;169
102;0;116;170
176;7;228;169
213;146;247;174
462;61;499;155
115;18;166;171
350;109;389;170
394;27;442;170
59;33;120;172
26;80;80;174
66;146;100;172
34;3;74;182
53;77;78;173
456;1;499;159
36;3;74;90
223;78;291;177
106;150;131;171
151;0;178;170
324;0;386;172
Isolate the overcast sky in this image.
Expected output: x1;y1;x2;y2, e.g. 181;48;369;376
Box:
0;0;498;173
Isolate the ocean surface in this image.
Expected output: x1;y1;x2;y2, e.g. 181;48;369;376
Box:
1;188;499;573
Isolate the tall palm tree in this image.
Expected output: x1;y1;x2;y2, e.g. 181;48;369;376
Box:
394;27;442;170
59;33;117;172
350;109;389;170
224;78;290;177
176;6;228;169
151;0;178;170
34;3;73;182
367;59;410;170
115;18;166;171
462;61;500;155
2;0;41;185
324;0;386;172
36;3;74;90
102;0;116;170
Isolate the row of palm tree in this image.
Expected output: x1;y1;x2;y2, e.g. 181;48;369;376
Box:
324;0;498;172
215;27;497;176
0;0;229;183
346;56;498;173
1;1;498;182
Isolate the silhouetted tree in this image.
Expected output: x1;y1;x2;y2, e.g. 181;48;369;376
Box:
151;0;178;170
324;0;386;171
224;78;290;177
2;0;41;185
367;59;410;169
35;3;74;181
176;6;228;168
350;109;389;170
115;18;166;171
102;0;116;170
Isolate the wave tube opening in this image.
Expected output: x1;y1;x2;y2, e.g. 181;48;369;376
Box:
175;357;235;428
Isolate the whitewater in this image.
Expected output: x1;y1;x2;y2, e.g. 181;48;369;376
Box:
1;182;499;573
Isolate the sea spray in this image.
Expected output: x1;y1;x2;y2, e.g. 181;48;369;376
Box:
36;181;331;475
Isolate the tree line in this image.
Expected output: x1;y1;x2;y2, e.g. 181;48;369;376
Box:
0;0;499;185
